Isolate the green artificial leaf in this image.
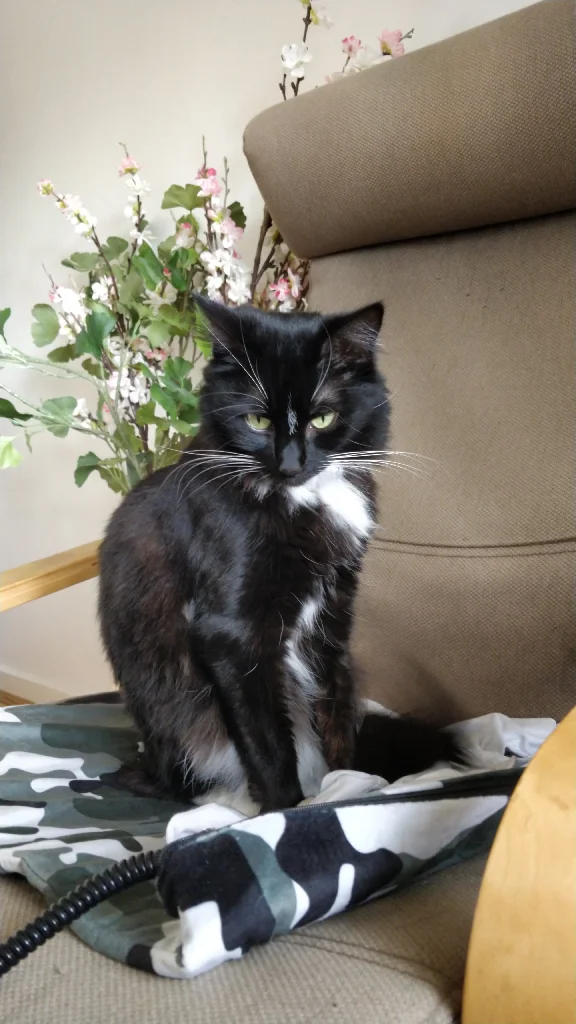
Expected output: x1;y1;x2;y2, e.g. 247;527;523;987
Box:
167;267;188;291
135;401;163;426
176;405;200;424
39;396;77;437
96;464;126;495
161;184;202;211
61;252;101;272
170;419;197;435
0;436;22;468
118;270;144;307
0;398;32;422
74;451;102;487
180;247;199;269
48;344;76;363
157;235;176;263
161;377;198;409
31;304;60;347
228;201;247;230
150;382;179;419
132;241;164;290
194;335;212;360
113;422;142;454
158;304;193;335
133;360;155;381
163;356;194;383
76;306;116;357
102;236;128;260
82;357;105;378
144;318;172;348
166;250;190;290
0;308;10;340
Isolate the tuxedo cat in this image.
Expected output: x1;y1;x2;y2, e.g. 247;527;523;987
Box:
99;296;454;814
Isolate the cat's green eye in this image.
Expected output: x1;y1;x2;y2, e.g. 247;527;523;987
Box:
245;414;272;431
310;410;336;430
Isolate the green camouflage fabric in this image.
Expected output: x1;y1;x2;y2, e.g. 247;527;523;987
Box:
0;702;526;979
0;702;186;970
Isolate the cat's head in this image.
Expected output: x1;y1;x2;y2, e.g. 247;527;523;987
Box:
195;295;389;490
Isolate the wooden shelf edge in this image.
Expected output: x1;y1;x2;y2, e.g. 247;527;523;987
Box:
0;540;101;612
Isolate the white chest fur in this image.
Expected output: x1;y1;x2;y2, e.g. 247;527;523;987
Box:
284;585;328;797
283;468;374;797
288;467;373;541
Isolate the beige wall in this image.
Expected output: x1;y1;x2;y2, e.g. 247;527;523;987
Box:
0;0;537;698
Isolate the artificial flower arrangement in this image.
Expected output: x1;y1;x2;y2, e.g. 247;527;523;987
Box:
0;2;411;493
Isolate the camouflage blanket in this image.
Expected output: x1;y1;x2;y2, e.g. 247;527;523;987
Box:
0;702;555;979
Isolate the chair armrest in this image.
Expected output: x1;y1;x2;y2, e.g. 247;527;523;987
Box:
0;541;101;612
463;706;576;1024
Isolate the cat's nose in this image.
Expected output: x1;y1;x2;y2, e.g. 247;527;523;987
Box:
278;440;303;477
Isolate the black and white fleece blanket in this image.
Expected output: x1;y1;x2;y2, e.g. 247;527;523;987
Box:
0;702;554;979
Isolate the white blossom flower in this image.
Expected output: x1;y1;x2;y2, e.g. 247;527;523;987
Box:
124;200;139;222
227;273;251;306
287;269;302;299
106;337;134;368
130;227;154;247
200;248;234;275
73;397;91;423
272;241;290;268
128;376;150;405
350;45;383;72
145;283;178;309
342;35;362;56
123;174;150;197
280;296;297;312
214;216;244;250
205;273;224;301
208;193;224;214
193;166;222;199
311;3;332;28
91;279;113;303
118;154;140;177
59;196;98;237
49;286;87;323
106;367;149;409
281;42;312;79
57;317;76;340
174;221;195;249
37;179;54;196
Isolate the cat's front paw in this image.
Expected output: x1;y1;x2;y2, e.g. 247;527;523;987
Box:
195;786;262;818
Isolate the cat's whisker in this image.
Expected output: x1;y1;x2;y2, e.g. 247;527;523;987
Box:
328;449;433;462
175;458;256;504
333;460;426;479
201;321;269;403
179;466;259;504
175;458;258;503
200;390;267;403
161;446;257;460
239;317;268;402
312;323;333;400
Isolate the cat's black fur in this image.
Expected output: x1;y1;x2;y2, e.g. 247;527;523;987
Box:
99;296;456;813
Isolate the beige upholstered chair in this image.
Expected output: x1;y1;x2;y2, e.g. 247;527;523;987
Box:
1;2;575;1021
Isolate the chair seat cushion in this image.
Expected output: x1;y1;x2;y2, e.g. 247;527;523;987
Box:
1;854;485;1024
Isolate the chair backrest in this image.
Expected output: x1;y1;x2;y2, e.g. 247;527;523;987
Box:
244;0;576;723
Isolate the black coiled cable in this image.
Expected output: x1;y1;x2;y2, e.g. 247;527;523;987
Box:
0;849;161;977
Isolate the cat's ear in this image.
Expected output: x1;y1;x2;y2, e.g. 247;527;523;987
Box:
193;293;243;357
323;302;384;365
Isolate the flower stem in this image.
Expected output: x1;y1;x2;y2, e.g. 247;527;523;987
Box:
250;208;272;299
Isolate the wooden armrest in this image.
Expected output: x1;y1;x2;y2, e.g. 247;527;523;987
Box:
0;541;101;612
463;706;576;1024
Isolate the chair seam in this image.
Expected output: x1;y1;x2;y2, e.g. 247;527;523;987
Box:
278;933;455;986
